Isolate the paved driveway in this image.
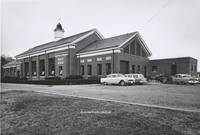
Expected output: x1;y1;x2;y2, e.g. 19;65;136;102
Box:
1;83;200;112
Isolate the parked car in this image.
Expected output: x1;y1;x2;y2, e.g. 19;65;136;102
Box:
124;74;147;85
172;74;199;85
100;74;135;86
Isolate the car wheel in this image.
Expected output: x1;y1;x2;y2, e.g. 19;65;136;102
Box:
104;82;108;85
119;81;125;86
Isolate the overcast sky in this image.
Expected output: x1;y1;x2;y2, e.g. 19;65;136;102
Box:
1;0;200;71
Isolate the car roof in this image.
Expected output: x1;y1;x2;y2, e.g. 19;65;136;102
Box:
108;73;123;75
175;74;191;76
124;74;143;75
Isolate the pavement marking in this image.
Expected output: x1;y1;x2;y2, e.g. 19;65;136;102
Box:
33;90;200;113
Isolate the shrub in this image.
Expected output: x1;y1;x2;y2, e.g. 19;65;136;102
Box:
65;75;83;79
1;76;27;82
45;76;61;80
88;75;101;80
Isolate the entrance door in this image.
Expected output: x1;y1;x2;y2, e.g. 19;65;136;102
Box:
171;64;177;75
120;60;129;74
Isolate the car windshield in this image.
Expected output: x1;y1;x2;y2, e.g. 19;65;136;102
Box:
106;75;111;78
139;75;144;78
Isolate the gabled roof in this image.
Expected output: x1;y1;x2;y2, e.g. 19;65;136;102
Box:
78;31;152;56
16;29;96;57
78;32;137;53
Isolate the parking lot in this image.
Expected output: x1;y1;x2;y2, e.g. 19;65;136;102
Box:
1;82;200;112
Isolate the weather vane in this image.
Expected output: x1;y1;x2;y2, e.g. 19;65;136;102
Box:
58;18;61;23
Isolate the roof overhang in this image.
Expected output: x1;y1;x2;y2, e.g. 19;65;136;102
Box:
15;43;76;60
76;47;122;58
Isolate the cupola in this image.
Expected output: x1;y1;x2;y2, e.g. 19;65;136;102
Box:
54;23;64;41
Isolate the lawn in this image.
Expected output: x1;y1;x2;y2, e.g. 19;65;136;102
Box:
1;90;200;135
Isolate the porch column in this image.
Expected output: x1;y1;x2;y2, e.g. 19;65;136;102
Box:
45;53;49;77
29;57;32;80
36;56;40;79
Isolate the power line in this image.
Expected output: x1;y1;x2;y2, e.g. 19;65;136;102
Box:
139;0;172;30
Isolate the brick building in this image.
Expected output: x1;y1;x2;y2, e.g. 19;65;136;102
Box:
2;23;198;79
5;23;151;80
149;57;198;76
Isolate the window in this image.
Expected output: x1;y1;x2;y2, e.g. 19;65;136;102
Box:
136;41;141;56
87;59;92;62
195;65;197;72
106;63;111;75
97;57;102;61
128;75;132;78
40;60;45;76
106;56;111;60
130;41;136;55
132;65;135;73
137;65;140;73
112;75;117;78
25;62;29;76
87;65;92;75
106;75;111;78
17;64;20;70
80;59;85;63
97;64;102;75
59;66;63;76
80;65;84;75
32;61;36;76
191;65;193;71
123;45;129;54
152;66;157;72
58;57;64;65
49;58;55;76
142;49;146;57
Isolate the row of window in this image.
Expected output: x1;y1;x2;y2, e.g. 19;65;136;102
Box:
80;63;111;75
123;40;147;57
80;64;143;76
80;56;111;63
25;57;65;76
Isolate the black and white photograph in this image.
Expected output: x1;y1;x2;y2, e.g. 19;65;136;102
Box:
1;0;200;134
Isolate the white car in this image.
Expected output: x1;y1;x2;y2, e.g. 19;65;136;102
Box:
124;74;147;85
172;74;199;85
100;74;135;86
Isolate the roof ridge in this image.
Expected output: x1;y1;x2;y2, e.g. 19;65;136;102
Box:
104;31;137;40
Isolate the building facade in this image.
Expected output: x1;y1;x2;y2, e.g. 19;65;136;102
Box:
149;57;198;76
4;23;151;80
2;23;198;79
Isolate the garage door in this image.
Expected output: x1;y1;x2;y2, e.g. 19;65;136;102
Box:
120;60;129;74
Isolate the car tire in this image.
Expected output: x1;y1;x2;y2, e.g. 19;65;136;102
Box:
104;82;108;85
119;80;125;86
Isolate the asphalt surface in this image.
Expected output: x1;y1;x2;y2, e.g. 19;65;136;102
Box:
1;82;200;112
